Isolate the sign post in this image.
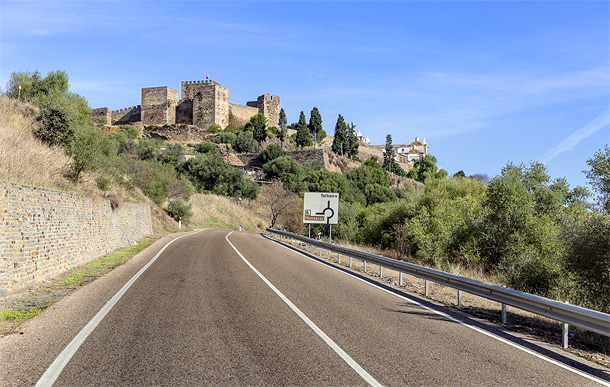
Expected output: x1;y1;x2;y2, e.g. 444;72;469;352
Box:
303;192;339;244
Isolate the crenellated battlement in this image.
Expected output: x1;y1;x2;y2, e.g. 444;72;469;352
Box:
111;105;141;114
95;78;279;129
181;79;219;86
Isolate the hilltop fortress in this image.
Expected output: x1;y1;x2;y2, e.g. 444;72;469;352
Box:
92;79;280;129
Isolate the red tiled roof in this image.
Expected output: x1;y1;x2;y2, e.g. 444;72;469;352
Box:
223;153;246;167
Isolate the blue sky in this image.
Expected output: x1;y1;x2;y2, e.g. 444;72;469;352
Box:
1;1;608;190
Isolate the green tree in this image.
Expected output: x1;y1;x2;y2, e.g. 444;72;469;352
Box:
278;108;288;145
196;141;217;154
130;161;173;206
245;113;268;144
158;143;185;168
308;107;323;149
585;145;610;213
263;156;306;190
213;131;237;144
406;155;448;182
233;131;258;153
35;102;74;147
68;126;107;182
167;199;193;223
345;156;392;205
561;212;610;312
179;153;257;199
6;70;91;148
118;125;139;139
295;111;312;148
304;168;366;205
346;122;359;158
260;144;285;164
383;134;395;169
331;114;348;156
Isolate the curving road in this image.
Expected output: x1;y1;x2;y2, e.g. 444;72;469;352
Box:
2;229;608;386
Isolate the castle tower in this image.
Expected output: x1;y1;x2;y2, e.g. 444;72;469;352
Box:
184;80;229;129
257;93;280;127
141;86;178;125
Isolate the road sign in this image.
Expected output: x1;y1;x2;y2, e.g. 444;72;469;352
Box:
303;192;339;224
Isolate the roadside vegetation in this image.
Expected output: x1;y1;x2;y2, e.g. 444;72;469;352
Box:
2;69;609;316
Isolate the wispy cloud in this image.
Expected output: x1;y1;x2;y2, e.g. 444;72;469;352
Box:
541;107;610;164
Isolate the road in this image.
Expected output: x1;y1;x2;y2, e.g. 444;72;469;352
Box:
1;229;608;386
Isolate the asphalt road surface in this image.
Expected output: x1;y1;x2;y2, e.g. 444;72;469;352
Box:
2;229;609;386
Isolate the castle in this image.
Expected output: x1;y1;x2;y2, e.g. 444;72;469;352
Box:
92;79;280;130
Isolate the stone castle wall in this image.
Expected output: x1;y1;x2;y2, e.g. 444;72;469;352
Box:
176;99;193;125
97;79;278;130
193;83;229;129
112;105;142;125
0;182;152;295
229;103;258;128
91;107;111;125
257;93;280;128
142;87;178;125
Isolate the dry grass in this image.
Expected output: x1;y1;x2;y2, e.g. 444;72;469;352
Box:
188;193;269;232
0;96;72;189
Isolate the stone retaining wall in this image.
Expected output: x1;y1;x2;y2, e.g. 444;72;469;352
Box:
0;182;152;294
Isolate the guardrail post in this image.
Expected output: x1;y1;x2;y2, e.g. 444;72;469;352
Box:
562;301;569;349
502;286;507;324
458;290;462;307
399;272;403;286
425;280;429;296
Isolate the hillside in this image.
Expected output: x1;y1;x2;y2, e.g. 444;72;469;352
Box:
0;96;72;189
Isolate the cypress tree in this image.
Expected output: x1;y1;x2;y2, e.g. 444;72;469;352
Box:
331;114;347;156
308;107;322;149
295;111;312;148
346;122;359;158
383;134;395;168
278;108;287;144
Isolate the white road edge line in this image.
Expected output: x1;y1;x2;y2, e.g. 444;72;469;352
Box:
35;229;208;387
271;237;610;387
226;232;383;387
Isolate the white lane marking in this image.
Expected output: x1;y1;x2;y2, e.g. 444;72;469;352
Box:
226;232;382;387
36;229;208;387
271;237;610;387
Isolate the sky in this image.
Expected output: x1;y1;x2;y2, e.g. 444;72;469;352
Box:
1;0;608;190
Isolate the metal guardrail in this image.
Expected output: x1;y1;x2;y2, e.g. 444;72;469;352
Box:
267;228;610;340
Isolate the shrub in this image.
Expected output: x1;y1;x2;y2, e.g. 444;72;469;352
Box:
260;143;284;164
213;131;237;144
233;131;258;153
158;143;185;168
195;141;216;154
207;123;222;133
68;125;107;182
118;124;139;139
35;102;74;147
96;176;111;191
167;199;192;223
